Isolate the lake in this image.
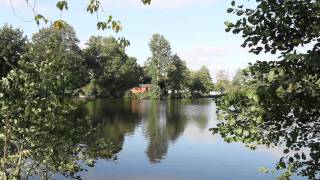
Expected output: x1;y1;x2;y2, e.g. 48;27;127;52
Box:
66;99;302;180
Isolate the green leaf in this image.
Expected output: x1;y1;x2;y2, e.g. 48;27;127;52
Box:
227;8;234;13
236;10;244;16
34;14;48;25
56;1;68;11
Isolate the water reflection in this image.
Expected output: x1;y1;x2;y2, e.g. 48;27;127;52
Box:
80;99;142;145
79;99;211;164
77;99;287;180
3;97;289;179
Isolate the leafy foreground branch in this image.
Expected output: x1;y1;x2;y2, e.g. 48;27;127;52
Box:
212;0;320;179
212;54;320;179
0;31;121;180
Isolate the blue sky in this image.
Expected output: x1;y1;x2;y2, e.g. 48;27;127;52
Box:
0;0;276;81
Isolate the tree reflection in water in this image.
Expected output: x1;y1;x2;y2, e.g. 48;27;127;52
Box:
80;99;211;164
143;100;187;163
0;98;210;179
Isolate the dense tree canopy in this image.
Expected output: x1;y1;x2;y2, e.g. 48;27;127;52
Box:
190;66;214;96
28;24;88;95
215;70;231;92
167;54;190;97
0;25;27;78
0;34;120;179
83;36;141;97
232;68;251;86
213;54;320;179
0;23;131;178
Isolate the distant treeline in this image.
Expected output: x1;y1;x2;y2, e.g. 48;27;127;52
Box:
0;24;234;99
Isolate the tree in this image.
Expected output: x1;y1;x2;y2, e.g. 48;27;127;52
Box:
145;34;173;93
0;45;121;179
212;54;320;179
231;68;251;86
83;36;140;97
140;66;152;84
0;25;27;78
114;57;142;96
166;54;190;97
29;24;88;95
145;34;191;97
190;66;214;96
215;70;231;92
213;0;320;179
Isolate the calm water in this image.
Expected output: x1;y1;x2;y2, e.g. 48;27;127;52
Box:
72;99;300;180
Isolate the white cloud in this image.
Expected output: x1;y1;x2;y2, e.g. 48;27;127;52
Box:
177;45;277;81
177;45;243;81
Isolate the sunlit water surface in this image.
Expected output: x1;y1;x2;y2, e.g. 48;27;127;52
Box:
71;99;302;180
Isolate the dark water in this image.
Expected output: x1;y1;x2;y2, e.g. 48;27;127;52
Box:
73;99;300;180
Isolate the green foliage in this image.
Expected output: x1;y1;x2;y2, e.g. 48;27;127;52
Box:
145;34;192;98
167;55;191;98
29;24;88;95
0;52;121;179
190;66;214;96
56;0;68;11
0;25;27;78
213;1;320;179
80;81;100;97
232;68;251;86
226;0;320;55
34;14;48;25
0;24;122;179
215;70;231;92
213;54;320;179
83;36;141;98
148;85;162;99
145;34;173;90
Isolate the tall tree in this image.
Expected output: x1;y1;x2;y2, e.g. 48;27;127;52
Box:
0;25;27;78
167;54;190;97
215;70;231;92
145;34;173;95
28;24;88;95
